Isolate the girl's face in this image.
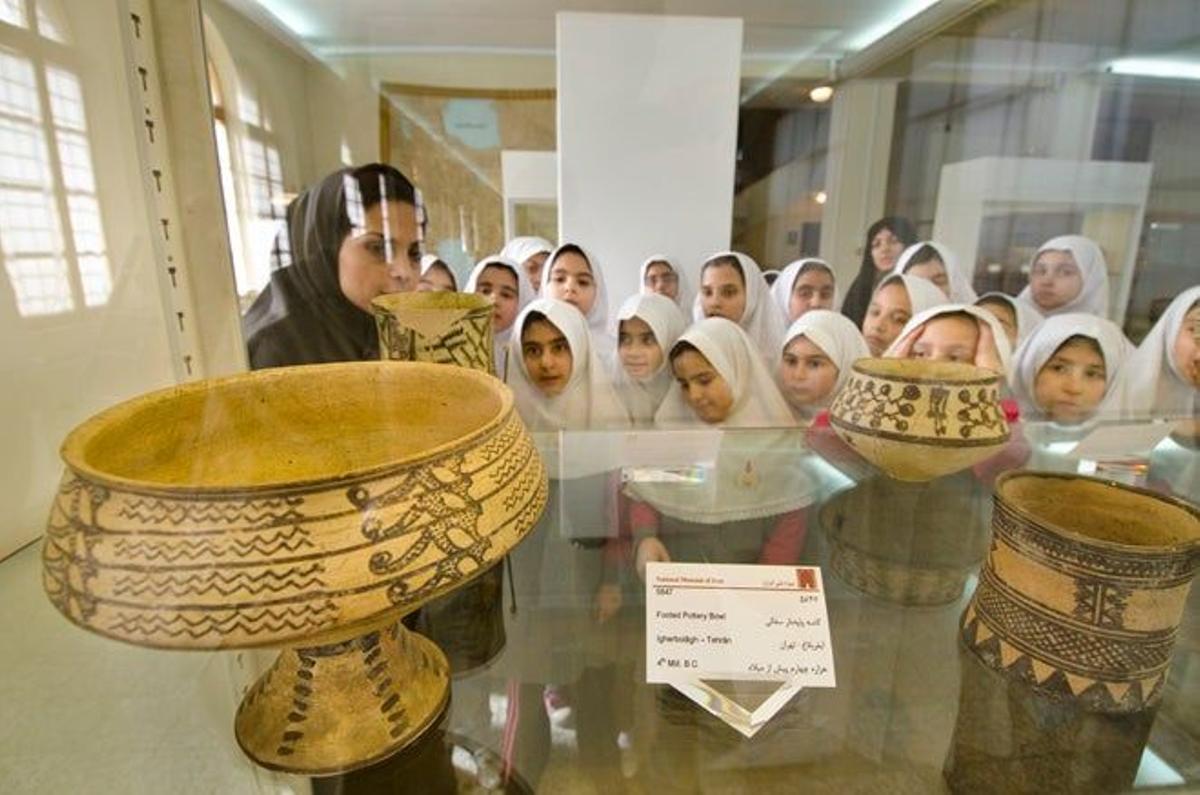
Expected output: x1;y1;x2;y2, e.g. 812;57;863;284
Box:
1033;337;1107;424
521;318;573;396
672;349;734;424
618;316;664;380
475;265;520;332
870;227;905;272
906;259;950;297
910;315;980;363
788;268;836;320
337;199;421;312
1173;303;1200;388
978;300;1018;348
780;336;839;410
1029;250;1084;311
862;282;912;356
644;261;679;300
547;251;597;316
522;252;549;289
418;261;456;292
700;263;747;323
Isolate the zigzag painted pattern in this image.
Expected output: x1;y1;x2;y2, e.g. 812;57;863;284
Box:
116;497;305;528
111;563;326;598
107;601;337;640
110;527;316;562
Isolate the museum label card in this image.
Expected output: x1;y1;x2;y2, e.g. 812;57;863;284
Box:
645;562;835;687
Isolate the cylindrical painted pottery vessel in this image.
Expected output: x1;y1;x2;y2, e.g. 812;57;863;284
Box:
946;471;1200;793
829;358;1009;482
371;289;507;676
372;291;495;374
41;361;547;775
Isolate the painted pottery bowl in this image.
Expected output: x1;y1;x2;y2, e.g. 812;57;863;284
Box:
42;360;548;774
961;471;1200;713
829;358;1010;482
372;291;495;373
43;360;546;649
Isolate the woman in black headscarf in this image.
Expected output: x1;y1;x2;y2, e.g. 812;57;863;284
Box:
242;163;423;369
839;215;917;328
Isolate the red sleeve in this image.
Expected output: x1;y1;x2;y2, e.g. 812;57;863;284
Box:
758;509;807;565
629;500;660;535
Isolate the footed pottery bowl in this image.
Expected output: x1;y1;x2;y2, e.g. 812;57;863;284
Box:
829;358;1010;482
42;361;547;775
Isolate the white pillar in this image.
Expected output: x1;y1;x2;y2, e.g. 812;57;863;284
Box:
557;12;743;309
818;79;899;287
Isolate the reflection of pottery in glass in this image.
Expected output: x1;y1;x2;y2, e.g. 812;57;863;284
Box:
371;289;507;676
41;361;547;775
372;291;494;373
820;475;989;607
829;358;1009;482
960;472;1200;712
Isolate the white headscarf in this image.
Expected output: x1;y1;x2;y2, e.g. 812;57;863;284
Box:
976;291;1042;348
1121;286;1200;419
692;251;787;361
464;255;535;378
419;254;458;290
891;241;977;303
781;309;871;397
770;258;838;323
611;293;688;426
638;254;690;308
1017;235;1110;318
506;298;629;432
655;317;795;429
499;236;553;269
884;303;1014;380
540;243;612;359
1011;312;1134;422
873;272;948;320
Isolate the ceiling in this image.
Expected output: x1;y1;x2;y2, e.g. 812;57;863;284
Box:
237;0;939;61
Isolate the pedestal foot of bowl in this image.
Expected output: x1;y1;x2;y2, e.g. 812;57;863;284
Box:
234;619;451;776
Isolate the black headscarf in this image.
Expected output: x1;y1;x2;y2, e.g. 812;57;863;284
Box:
242;163;419;369
840;215;917;328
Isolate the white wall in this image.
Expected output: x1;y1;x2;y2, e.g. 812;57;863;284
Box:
557;12;742;311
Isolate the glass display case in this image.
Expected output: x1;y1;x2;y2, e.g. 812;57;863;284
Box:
1;0;1198;793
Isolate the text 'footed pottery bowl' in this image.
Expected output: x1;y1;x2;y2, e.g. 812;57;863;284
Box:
42;360;547;774
961;471;1200;713
829;358;1010;482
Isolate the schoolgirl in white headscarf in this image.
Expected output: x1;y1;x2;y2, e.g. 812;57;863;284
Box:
861;272;948;357
891;241;977;303
975;291;1042;349
507;298;627;432
655;317;795;428
778;310;869;422
1010;312;1133;424
1017;235;1110;318
1121;286;1200;419
611;293;688;426
464;255;534;378
693;250;787;362
885;303;1013;378
638;255;689;307
770;258;839;323
500;236;554;289
418;253;458;292
540;243;613;360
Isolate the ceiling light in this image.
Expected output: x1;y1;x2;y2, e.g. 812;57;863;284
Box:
814;190;828;205
1108;58;1200;81
809;85;834;103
